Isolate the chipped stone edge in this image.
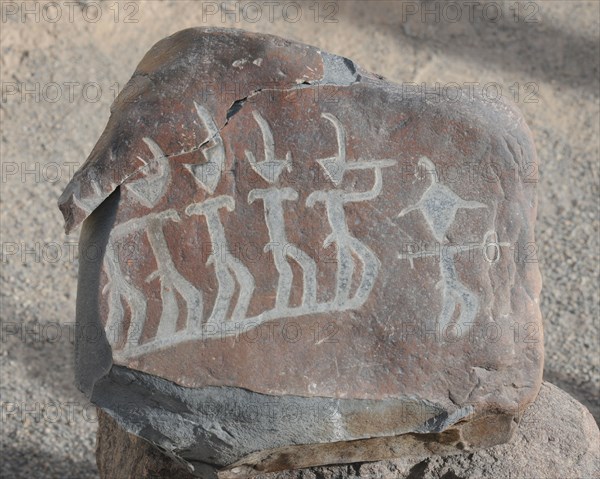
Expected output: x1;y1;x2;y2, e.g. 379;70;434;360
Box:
57;28;367;235
91;365;482;478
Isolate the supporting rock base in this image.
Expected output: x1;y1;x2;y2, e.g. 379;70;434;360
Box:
96;382;599;479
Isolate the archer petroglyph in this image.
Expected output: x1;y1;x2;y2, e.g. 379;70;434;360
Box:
99;107;402;359
397;157;495;333
60;30;543;473
94;105;517;359
307;113;396;309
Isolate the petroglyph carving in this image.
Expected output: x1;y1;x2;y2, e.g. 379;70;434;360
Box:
245;111;292;183
67;31;545;473
145;212;203;340
105;109;398;358
248;187;317;309
482;230;510;263
126;138;171;208
397;157;491;332
307;113;396;308
186;196;255;324
103;239;147;346
105;139;202;351
437;247;479;330
399;157;486;243
184;103;226;194
104;210;203;349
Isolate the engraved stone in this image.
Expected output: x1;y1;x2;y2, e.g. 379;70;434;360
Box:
58;28;544;477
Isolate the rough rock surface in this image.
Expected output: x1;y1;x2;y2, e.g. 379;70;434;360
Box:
60;28;543;476
96;382;599;479
96;409;197;479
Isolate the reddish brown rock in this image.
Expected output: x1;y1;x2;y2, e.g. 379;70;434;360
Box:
59;28;543;476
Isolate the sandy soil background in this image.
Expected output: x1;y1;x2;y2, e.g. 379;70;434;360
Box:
1;1;598;477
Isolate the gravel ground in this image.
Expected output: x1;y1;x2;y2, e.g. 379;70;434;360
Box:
1;1;598;477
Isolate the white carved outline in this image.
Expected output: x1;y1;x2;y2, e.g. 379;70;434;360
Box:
245;111;292;183
106;108;400;360
126;138;171;208
184;102;226;195
185;196;255;325
307;113;396;308
105;139;202;351
398;157;486;243
105;210;203;351
248;187;317;309
397;157;497;333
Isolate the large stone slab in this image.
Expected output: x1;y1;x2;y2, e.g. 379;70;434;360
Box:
95;382;600;479
59;28;543;476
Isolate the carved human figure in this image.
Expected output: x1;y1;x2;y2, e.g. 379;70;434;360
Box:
307;113;396;308
126;138;171;207
186;196;255;324
398;157;488;331
144;212;203;338
248;187;317;309
246;111;316;310
105;138;203;347
103;240;147;346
